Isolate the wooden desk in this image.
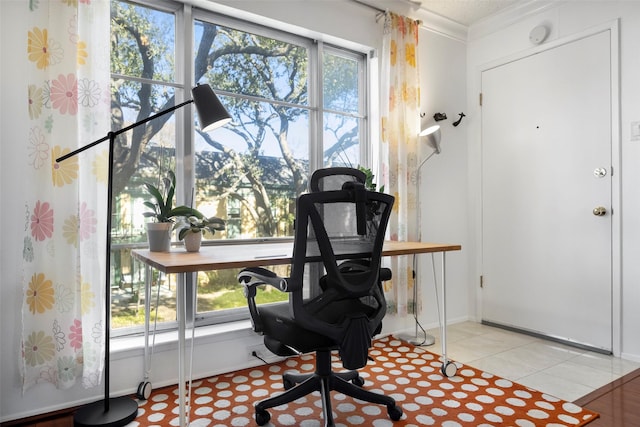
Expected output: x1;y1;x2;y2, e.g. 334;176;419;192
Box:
132;240;461;426
132;240;461;273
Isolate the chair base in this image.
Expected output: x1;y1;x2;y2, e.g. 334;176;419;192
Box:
254;350;403;427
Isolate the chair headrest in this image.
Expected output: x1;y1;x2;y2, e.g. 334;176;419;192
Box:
341;181;368;235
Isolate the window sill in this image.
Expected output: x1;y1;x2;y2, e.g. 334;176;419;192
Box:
110;320;256;361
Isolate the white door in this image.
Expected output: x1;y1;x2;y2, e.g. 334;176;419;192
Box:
481;30;613;351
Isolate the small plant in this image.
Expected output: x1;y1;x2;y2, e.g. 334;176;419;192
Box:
357;166;385;237
357;166;384;193
177;214;225;240
143;170;199;223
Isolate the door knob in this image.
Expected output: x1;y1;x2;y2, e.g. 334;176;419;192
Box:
594;167;607;178
593;206;607;216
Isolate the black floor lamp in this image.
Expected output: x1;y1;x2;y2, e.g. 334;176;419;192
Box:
55;84;231;427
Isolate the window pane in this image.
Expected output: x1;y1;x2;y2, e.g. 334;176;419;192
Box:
322;50;362;168
191;17;312;319
110;80;177;242
194;99;308;239
323;112;360;167
194;20;308;104
110;0;179;332
112;260;178;331
323;52;359;114
111;1;175;82
195;265;290;317
110;80;179;331
193;24;311;240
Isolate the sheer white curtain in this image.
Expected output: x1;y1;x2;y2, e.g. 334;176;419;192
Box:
380;12;422;316
22;0;110;390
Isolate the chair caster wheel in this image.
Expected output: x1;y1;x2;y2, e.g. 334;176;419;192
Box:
255;408;271;426
388;404;403;421
441;360;457;377
136;381;152;400
283;378;295;390
352;375;365;387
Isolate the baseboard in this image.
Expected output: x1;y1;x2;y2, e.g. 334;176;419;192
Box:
0;406;77;427
481;320;612;355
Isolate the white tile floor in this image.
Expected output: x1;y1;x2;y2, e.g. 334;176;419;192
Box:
415;321;640;402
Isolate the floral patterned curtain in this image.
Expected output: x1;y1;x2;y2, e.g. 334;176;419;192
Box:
22;0;110;391
380;12;421;316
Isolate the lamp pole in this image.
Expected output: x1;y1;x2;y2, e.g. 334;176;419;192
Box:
396;124;442;347
56;84;230;427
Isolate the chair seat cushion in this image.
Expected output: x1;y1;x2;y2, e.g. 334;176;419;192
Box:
259;303;335;355
259;297;380;356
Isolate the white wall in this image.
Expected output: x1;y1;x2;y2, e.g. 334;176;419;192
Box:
1;0;33;419
0;0;470;421
465;1;640;361
417;29;469;329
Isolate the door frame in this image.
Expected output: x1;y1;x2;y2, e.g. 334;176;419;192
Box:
474;19;621;356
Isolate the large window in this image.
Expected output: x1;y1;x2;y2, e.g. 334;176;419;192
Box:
109;0;369;334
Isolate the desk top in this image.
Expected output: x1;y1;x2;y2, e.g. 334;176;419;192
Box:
132;241;461;274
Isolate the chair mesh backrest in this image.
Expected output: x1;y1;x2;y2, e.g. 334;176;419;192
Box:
288;176;394;369
309;167;366;192
308;167;367;239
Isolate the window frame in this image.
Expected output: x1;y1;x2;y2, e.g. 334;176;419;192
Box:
111;0;371;336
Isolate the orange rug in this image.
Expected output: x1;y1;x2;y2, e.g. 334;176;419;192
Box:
133;336;599;426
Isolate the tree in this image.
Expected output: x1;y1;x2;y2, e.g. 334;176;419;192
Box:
195;22;309;236
110;2;360;238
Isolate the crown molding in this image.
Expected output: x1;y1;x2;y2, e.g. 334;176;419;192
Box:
353;0;468;43
467;1;558;41
414;8;468;43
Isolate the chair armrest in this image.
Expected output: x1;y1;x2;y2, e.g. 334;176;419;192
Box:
338;260;393;282
237;267;289;293
237;267;289;333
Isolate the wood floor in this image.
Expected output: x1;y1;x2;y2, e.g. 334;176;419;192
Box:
4;368;640;427
574;367;640;426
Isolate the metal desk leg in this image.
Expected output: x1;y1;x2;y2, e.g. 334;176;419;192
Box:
136;265;153;400
144;265;150;375
440;252;457;377
177;273;187;426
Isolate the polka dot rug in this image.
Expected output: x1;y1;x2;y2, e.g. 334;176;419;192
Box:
132;336;599;426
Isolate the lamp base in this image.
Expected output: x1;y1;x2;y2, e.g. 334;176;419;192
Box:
395;332;435;347
74;396;138;427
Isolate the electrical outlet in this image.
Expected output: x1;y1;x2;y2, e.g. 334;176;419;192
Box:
247;343;279;363
247;343;272;362
247;344;265;360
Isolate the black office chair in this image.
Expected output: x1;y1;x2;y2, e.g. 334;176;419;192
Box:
238;168;401;426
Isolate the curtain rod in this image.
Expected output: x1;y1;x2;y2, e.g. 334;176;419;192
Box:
351;0;424;23
351;0;385;13
352;0;422;12
351;0;387;21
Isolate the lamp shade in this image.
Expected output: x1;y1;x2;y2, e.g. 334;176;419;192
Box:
191;84;232;132
419;123;441;154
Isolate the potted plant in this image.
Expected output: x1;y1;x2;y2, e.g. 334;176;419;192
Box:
177;214;225;252
358;165;384;193
143;170;200;251
357;166;385;239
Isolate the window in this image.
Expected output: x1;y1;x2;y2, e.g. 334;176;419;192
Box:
110;0;369;334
